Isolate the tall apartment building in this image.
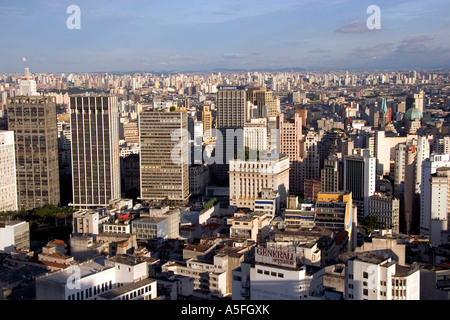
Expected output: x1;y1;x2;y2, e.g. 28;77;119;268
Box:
429;167;450;245
321;154;343;193
70;95;121;209
7;96;60;210
279;110;303;195
345;253;420;300
315;192;358;251
343;151;376;223
255;90;278;118
139;109;190;204
369;193;400;233
216;86;246;182
404;145;418;235
421;154;450;236
229;155;290;211
197;105;213;141
0;131;18;211
302;129;320;194
243;118;268;154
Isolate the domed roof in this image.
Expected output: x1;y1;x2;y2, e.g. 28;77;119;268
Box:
404;105;423;121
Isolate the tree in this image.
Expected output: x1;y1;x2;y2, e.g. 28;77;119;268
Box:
363;215;379;234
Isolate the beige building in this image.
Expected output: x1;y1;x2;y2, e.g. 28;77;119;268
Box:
139;109;190;204
279;110;303;195
227;210;272;242
7;96;60;210
229;154;289;211
0;131;18;211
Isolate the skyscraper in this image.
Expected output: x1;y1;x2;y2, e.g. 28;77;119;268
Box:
279;110;303;195
420;154;450;236
344;151;376;223
215;86;247;182
428;167;450;245
139;109;190;204
0;131;18;211
7;96;60;210
70;95;121;209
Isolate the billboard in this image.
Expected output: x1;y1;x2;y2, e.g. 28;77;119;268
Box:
255;245;296;268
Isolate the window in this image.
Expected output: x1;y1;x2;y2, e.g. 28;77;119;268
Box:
264;270;269;275
363;289;368;296
278;273;284;278
349;274;353;279
348;284;354;289
363;272;369;279
363;281;368;286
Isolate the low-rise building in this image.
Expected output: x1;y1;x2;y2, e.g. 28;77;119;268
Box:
35;254;154;300
0;219;30;254
345;252;420;300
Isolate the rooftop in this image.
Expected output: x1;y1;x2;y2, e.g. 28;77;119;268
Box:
39;257;114;284
98;278;156;299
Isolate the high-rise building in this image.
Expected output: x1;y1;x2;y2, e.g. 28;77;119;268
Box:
0;131;18;211
18;68;37;96
139;109;190;204
315;191;358;251
420;154;450;236
429;167;450;245
229;154;289;212
344;151;376;222
302;129;321;194
369;193;400;233
216;86;247;182
198;105;213;141
279;110;303;195
321;154;343;193
70;95;121;209
244;118;268;154
7;96;60;210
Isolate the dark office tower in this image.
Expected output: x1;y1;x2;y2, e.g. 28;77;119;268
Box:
70;95;121;209
139;109;190;204
7;96;60;210
216;86;246;182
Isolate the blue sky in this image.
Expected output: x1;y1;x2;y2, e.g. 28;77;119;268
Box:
0;0;449;73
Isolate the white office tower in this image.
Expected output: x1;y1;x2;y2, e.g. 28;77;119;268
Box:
0;131;18;211
244;118;268;154
429;167;450;245
344;150;376;223
415;135;431;194
19;68;38;96
70;95;121;209
420;154;450;236
345;253;420;300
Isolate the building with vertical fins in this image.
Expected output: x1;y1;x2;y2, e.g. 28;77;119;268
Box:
70;95;121;209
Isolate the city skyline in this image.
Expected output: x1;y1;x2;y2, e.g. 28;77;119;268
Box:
1;0;450;73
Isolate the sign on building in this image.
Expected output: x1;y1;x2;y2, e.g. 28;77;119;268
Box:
255;245;296;268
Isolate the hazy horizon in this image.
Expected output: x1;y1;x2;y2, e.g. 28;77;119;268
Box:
1;0;450;74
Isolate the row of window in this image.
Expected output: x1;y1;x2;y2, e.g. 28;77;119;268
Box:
256;269;284;278
67;281;112;300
